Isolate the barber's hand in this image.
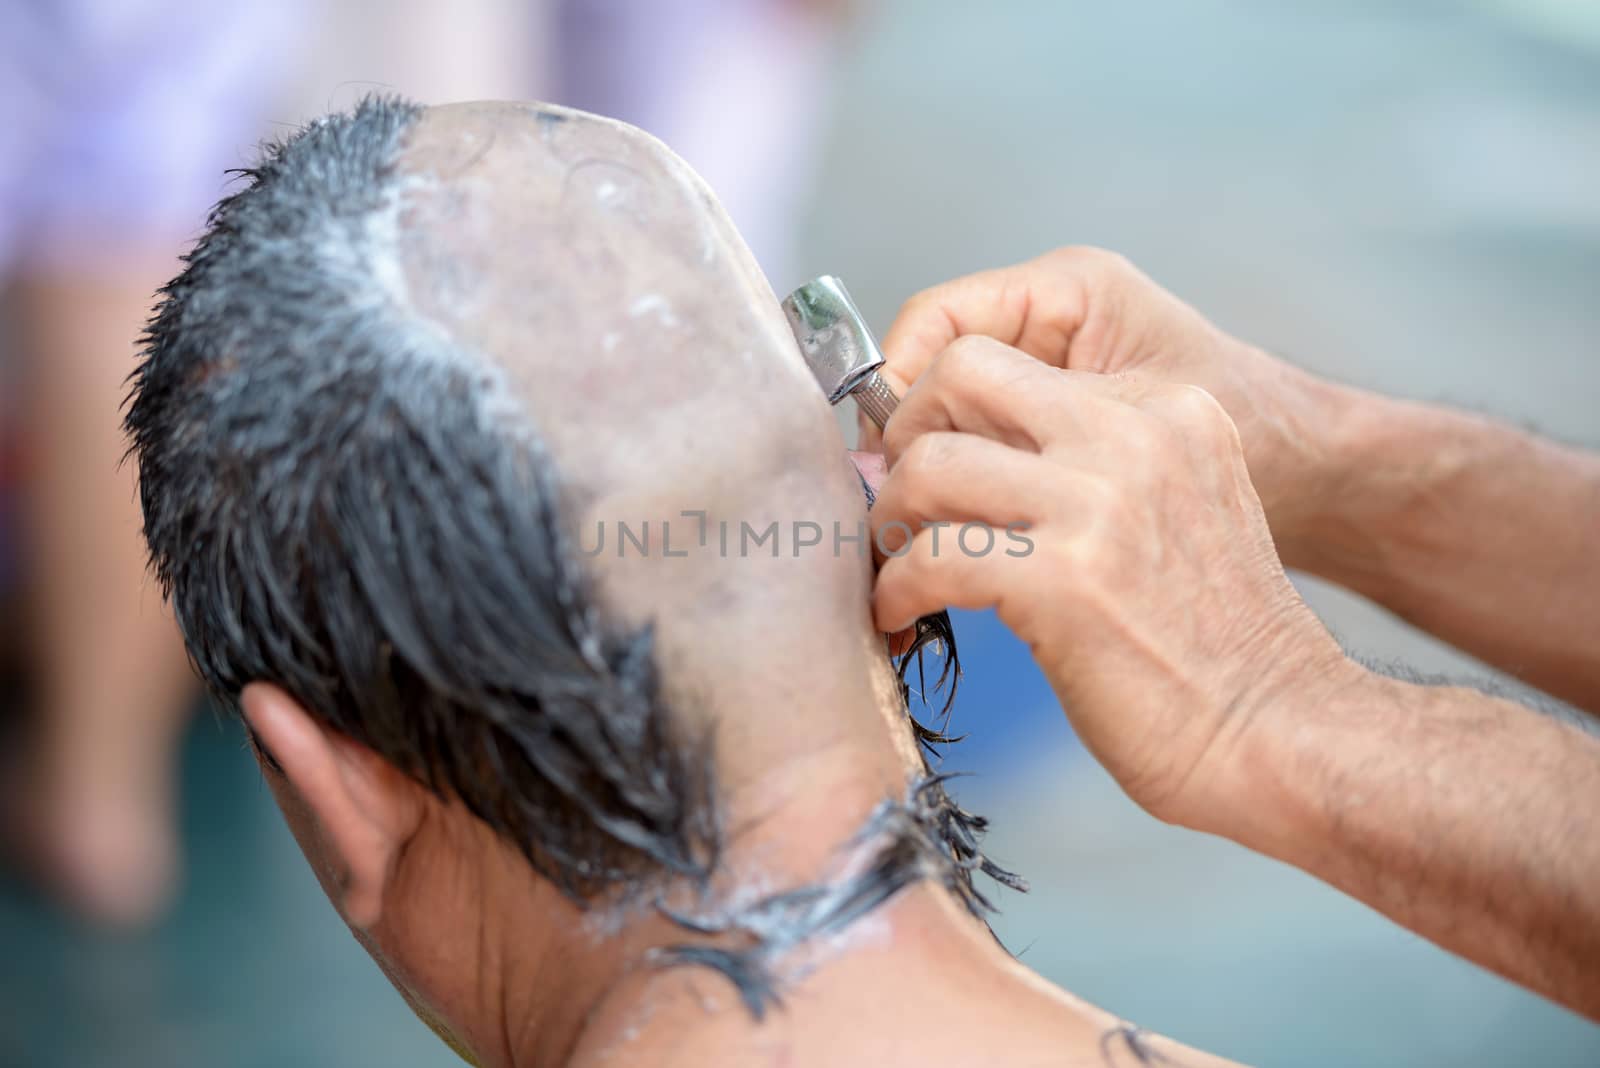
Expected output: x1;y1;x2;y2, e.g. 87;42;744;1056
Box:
869;338;1356;827
868;247;1339;560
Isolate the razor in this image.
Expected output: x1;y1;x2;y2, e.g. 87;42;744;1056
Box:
782;275;900;430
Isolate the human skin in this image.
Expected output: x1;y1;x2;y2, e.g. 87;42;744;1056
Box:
865;247;1600;1020
233;108;1244;1067
7;272;195;926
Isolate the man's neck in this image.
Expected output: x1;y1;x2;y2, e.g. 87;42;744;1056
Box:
531;754;1112;1068
438;678;1184;1068
562;881;1107;1068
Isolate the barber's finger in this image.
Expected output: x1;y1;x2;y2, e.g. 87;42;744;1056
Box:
861;266;1046;452
880;261;1088;395
872;524;1022;634
882;337;1066;463
883;337;1144;468
869;433;1044;563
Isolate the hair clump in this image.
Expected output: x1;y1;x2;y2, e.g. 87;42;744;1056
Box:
126;94;718;900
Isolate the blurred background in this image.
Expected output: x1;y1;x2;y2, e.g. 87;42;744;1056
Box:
0;0;1596;1065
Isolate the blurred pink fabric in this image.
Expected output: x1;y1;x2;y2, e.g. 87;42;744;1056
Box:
0;0;297;276
555;0;839;289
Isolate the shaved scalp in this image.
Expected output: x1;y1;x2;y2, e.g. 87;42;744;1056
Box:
127;95;717;898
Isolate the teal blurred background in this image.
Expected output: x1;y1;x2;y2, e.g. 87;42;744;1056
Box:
2;1;1598;1065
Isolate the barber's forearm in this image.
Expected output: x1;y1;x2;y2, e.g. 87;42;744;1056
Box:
1207;670;1600;1020
1274;384;1600;712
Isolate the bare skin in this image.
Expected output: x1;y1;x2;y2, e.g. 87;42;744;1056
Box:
234;107;1244;1067
6;272;196;926
866;247;1600;1020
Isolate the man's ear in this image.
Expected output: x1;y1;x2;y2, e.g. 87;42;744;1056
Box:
241;682;421;930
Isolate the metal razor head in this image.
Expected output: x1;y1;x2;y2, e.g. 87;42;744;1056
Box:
781;275;900;429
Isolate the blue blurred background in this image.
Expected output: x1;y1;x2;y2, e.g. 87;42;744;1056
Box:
1;1;1597;1065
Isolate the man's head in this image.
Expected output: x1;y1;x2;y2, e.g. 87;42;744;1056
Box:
126;97;1008;1062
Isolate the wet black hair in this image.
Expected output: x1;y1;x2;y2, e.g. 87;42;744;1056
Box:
127;95;716;898
125;94;1020;1014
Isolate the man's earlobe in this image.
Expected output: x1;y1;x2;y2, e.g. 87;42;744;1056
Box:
240;683;420;930
243;720;284;775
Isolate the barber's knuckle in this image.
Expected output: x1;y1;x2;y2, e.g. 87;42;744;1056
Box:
1093;248;1137;280
1049;244;1108;268
881;417;912;462
898;286;942;325
1164;384;1239;453
1117;409;1170;462
904;431;949;469
1053;245;1133;285
939;334;995;376
1075;474;1125;526
1167;382;1224;423
1203;409;1244;458
1139;385;1203;444
1051;535;1102;594
895;435;948;491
